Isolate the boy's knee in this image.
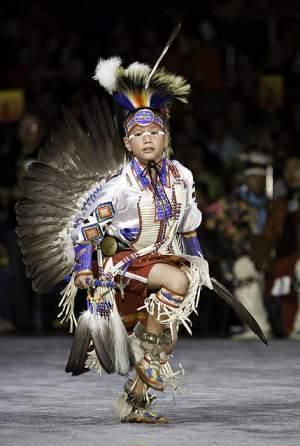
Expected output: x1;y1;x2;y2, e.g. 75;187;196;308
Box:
166;272;189;297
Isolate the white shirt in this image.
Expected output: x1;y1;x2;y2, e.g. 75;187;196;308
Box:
75;157;202;252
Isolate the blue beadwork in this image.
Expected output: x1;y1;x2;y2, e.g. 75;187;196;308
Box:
153;181;172;220
127;109;164;131
74;243;93;272
182;235;202;256
88;299;113;317
131;158;172;221
120;227;139;241
92;279;115;288
132;158;150;188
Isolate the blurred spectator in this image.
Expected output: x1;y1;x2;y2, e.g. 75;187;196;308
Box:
263;156;300;339
203;151;272;338
230;152;272;340
206;114;243;166
0;113;45;333
185;149;223;202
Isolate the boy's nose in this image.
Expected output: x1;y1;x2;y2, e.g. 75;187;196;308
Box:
143;132;152;142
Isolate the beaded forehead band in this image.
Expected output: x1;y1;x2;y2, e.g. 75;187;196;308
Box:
126;109;164;133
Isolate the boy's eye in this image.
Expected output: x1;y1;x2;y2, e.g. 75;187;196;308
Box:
150;131;159;135
134;132;142;137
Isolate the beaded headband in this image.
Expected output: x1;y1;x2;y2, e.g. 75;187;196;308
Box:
126;109;164;133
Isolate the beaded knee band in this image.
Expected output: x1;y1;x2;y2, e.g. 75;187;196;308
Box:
156;287;185;308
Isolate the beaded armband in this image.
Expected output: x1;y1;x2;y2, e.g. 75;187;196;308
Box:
181;230;202;256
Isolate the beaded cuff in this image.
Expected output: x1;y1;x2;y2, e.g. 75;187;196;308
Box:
74;243;93;273
182;233;202;256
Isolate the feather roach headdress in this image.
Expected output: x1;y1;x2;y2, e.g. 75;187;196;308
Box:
94;23;190;137
93;38;191;134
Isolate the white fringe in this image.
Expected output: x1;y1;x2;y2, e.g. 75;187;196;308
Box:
57;271;78;333
160;359;184;391
85;349;102;375
138;260;202;337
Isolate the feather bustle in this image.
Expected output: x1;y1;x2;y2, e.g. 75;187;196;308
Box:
16;97;124;293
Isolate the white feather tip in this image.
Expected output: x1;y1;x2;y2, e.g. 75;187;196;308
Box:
93;56;122;94
125;62;151;77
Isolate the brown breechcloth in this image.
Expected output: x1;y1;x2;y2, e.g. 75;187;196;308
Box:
92;250;187;333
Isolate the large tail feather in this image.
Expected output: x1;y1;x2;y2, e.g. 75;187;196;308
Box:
90;317;115;374
65;311;92;375
110;305;135;375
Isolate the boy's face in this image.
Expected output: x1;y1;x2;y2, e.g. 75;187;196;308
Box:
124;123;167;165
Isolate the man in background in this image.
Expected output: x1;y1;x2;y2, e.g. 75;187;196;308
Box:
263;155;300;339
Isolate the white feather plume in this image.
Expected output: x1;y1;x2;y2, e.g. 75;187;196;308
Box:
93;56;122;94
124;62;151;78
